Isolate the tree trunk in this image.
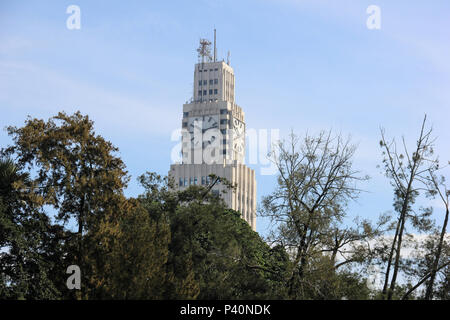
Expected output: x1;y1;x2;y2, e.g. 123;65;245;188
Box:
388;174;415;300
387;193;410;300
424;206;449;300
382;216;400;298
402;260;450;300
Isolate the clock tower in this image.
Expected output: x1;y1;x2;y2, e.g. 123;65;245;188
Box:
169;33;256;231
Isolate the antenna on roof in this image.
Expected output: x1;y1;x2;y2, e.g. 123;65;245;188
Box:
197;38;212;64
227;50;230;65
214;29;217;62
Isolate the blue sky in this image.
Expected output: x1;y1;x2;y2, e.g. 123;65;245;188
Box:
1;0;449;237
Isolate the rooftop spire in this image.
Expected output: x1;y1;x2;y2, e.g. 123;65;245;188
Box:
214;29;217;62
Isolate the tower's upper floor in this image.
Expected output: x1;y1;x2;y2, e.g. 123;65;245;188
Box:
193;61;235;103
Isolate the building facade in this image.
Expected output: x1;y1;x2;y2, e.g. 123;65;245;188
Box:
169;37;256;231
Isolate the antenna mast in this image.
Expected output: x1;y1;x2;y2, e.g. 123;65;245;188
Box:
214;29;217;62
197;38;212;64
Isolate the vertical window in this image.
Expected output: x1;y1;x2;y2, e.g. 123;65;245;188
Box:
194;177;198;185
189;177;193;185
198;80;202;86
209;79;213;85
202;176;206;185
214;79;218;84
214;89;218;94
209;89;213;95
184;178;187;186
203;80;207;85
198;90;202;96
179;178;183;187
203;90;207;96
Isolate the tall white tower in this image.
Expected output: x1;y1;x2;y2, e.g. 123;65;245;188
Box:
169;33;256;231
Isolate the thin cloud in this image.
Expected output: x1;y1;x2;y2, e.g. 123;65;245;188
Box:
0;61;179;136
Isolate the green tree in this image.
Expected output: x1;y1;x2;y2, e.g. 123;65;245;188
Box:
435;264;449;300
400;233;450;300
422;167;450;299
0;157;66;299
3;111;129;299
138;172;290;299
379;116;438;299
261;131;378;299
82;198;171;299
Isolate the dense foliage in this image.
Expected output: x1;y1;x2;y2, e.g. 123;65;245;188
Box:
0;112;448;300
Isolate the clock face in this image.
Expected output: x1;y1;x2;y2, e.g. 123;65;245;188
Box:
188;115;218;132
187;117;202;147
203;116;219;131
203;115;219;148
187;117;202;133
187;115;219;148
233;118;245;154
